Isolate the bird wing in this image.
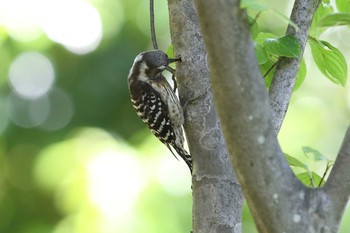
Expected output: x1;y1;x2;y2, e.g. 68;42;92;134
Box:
131;81;177;146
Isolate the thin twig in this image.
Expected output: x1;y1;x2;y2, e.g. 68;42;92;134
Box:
150;0;158;49
250;11;262;27
318;163;333;187
310;172;315;188
264;61;278;78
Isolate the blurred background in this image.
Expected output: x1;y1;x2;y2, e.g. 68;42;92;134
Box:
0;0;349;232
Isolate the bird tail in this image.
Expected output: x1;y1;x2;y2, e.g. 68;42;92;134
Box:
172;145;192;173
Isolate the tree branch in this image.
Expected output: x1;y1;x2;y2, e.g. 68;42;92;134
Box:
167;0;243;232
324;126;350;227
193;0;347;232
193;0;302;231
268;0;320;133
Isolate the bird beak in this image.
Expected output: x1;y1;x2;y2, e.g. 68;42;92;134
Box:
168;57;181;64
166;57;181;74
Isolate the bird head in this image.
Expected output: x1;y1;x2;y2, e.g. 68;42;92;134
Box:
129;50;180;82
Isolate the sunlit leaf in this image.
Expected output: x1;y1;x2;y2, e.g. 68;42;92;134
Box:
255;33;286;83
310;2;334;37
309;38;348;86
254;32;278;46
317;13;350;27
336;0;350;13
264;35;301;58
254;43;267;64
297;172;325;188
294;58;307;91
260;58;277;89
248;16;259;39
284;153;308;170
302;146;331;162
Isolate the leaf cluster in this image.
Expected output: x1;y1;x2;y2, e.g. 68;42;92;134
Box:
243;0;349;90
241;0;348;188
285;147;333;188
309;0;349;87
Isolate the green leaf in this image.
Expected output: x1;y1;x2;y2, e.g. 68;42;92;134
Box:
284;153;308;170
310;2;334;37
294;58;307;91
336;0;350;13
302;146;331;162
260;58;277;89
254;43;267;64
264;35;301;58
309;38;348;86
256;33;304;88
248;16;259;39
240;0;269;11
317;13;350;27
255;33;278;87
297;172;325;188
254;32;278;46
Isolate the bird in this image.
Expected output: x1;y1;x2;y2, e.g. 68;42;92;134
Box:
127;50;192;173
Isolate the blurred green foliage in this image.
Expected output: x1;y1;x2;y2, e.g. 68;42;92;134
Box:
0;0;349;233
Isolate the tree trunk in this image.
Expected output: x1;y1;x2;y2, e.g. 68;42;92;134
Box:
168;0;243;232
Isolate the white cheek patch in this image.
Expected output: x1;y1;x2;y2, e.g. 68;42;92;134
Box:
134;53;144;63
138;62;149;82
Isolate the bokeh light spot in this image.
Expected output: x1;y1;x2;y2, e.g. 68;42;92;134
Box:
38;88;74;131
34;128;146;233
94;0;124;40
6;92;37;128
29;95;50;126
87;149;143;214
0;0;43;42
5;88;73;130
38;0;103;54
9;52;55;99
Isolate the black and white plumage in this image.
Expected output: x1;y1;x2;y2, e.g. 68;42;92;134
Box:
127;50;192;173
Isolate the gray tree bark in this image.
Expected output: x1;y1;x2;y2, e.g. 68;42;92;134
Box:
191;0;350;232
167;0;243;232
269;0;321;133
166;0;350;232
